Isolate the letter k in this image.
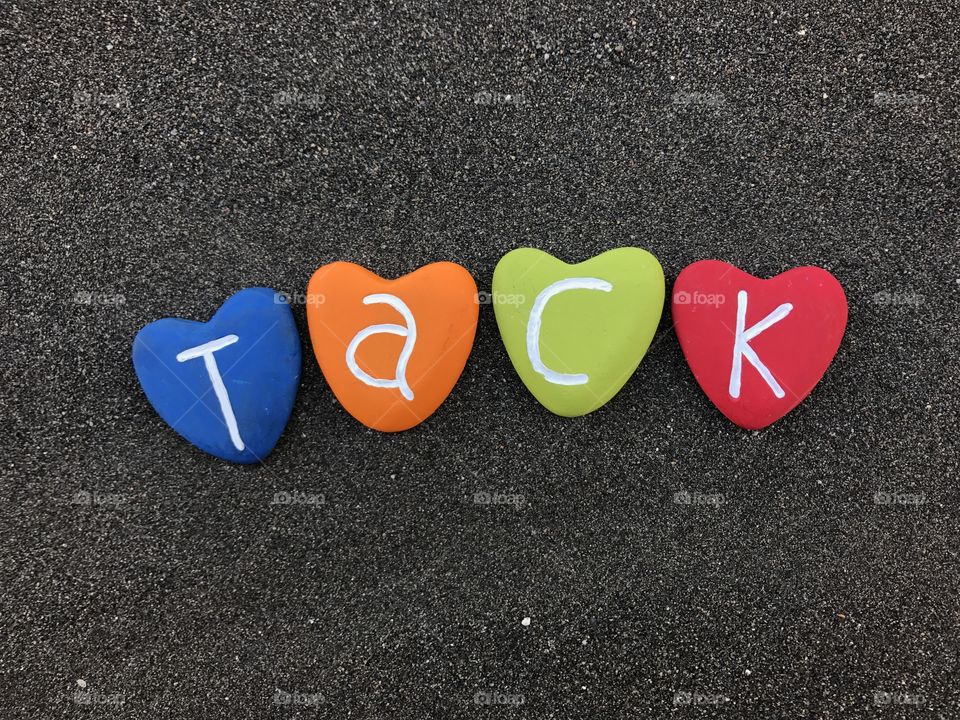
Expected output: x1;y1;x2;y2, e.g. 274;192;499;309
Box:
728;290;793;399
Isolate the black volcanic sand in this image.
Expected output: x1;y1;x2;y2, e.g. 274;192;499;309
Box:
2;3;959;718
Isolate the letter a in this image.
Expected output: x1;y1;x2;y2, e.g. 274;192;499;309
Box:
176;334;245;450
527;277;613;385
728;290;793;399
345;294;417;400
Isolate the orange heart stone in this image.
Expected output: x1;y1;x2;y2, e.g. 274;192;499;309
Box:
306;262;479;431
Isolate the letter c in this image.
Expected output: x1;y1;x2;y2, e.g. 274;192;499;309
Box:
526;277;613;385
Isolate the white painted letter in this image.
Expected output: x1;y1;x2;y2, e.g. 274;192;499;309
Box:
728;290;793;399
176;334;245;451
527;277;613;385
346;294;416;401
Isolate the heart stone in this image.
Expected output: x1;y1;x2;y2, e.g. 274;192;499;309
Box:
306;261;478;431
492;247;665;416
671;260;847;429
132;287;301;463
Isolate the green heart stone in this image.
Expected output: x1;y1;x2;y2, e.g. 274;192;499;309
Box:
492;247;665;417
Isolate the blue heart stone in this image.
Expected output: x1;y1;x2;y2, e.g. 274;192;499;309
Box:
132;288;301;463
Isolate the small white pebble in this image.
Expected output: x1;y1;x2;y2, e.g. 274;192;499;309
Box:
106;43;113;50
744;669;752;676
77;679;87;688
521;617;531;626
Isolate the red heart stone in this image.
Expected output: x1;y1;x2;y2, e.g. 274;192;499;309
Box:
672;260;848;429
